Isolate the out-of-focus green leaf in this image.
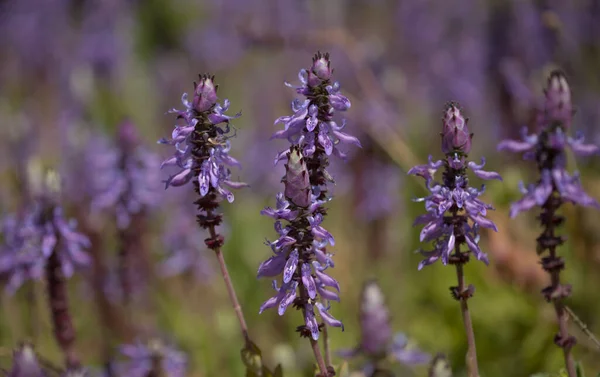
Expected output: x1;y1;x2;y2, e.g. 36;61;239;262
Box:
576;362;586;377
241;341;264;375
428;354;452;377
337;362;350;377
272;364;284;377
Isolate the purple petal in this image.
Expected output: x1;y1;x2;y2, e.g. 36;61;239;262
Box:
301;264;317;299
318;128;333;155
278;284;297;315
317;285;340;302
314;267;340;291
333;130;362;148
304;304;320;340
470;214;498;231
283;250;299;283
315;302;344;329
497;139;536;153
257;252;287;278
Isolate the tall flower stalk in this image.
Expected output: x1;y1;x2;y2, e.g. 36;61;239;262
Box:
338;280;430;376
408;104;501;377
498;71;599;377
258;52;359;377
158;75;250;343
11;172;92;371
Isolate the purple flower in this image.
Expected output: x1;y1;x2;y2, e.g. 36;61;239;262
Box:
158;207;213;281
0;197;91;295
272;52;360;165
259;53;360;347
158;74;247;204
409;104;501;270
258;147;343;340
89;121;162;229
497;70;597;364
0;214;46;294
119;339;187;377
8;343;47;377
498;71;600;217
337;281;430;373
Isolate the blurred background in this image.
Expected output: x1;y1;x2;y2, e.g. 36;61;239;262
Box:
1;0;600;376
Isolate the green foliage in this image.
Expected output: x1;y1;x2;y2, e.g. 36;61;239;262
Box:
428;354;452;377
241;340;284;377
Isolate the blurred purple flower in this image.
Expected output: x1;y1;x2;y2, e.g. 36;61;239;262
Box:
0;214;45;294
0;197;91;294
409;104;501;270
8;343;47;377
119;340;187;377
0;0;71;76
337;281;430;373
498;71;599;217
90;121;163;229
158;207;213;281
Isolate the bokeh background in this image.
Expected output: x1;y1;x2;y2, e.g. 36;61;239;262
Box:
1;0;600;376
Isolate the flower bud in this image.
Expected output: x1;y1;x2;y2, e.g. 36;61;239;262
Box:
117;119;140;151
307;52;332;87
441;104;472;154
544;70;572;128
283;146;310;207
192;74;218;113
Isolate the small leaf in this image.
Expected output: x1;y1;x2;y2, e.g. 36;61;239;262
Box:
576;362;586;377
428;353;452;377
273;364;284;377
241;341;264;375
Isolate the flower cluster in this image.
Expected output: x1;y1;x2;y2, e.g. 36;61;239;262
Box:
258;53;360;343
272;52;360;173
409;104;502;270
497;71;599;362
90;120;162;229
158;206;213;281
158;75;247;203
498;71;599;217
0;198;91;294
118;339;187;377
338;281;430;375
258;147;342;340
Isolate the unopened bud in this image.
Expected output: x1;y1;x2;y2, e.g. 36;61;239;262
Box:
441;104;472;154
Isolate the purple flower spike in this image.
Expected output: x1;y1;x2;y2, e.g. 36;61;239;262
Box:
410;104;499;269
499;71;600;215
159;74;247;202
119;339;187;377
498;71;599;367
258;53;361;346
337;281;430;372
272;52;359;166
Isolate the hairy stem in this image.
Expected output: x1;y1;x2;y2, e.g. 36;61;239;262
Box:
565;306;600;350
46;249;79;369
207;215;249;344
455;263;479;377
539;193;576;377
321;314;332;368
309;330;328;376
